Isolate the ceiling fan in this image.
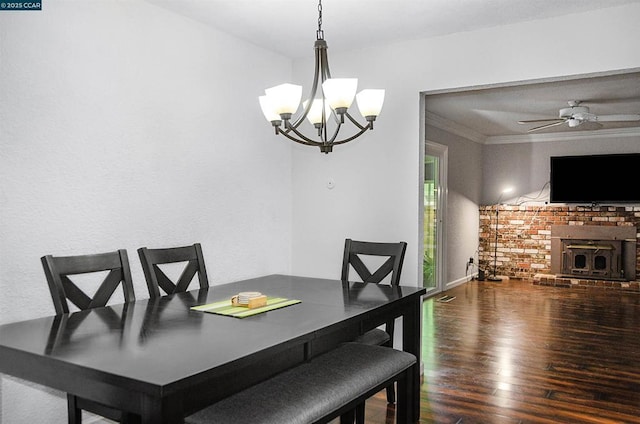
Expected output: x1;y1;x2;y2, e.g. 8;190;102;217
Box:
518;100;640;132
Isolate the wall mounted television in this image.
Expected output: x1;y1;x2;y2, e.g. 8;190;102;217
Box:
550;153;640;204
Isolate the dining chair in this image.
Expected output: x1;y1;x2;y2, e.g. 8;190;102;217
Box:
40;249;138;424
137;243;209;297
341;238;408;409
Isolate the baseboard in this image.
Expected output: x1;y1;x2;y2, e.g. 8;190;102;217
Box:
446;273;475;290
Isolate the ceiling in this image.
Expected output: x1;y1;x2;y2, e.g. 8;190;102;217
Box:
426;71;640;143
146;0;640;59
145;0;640;141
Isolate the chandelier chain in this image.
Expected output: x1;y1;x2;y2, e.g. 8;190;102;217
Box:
316;0;324;40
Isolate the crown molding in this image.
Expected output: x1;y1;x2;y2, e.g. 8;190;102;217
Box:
485;126;640;145
426;111;486;144
426;111;640;145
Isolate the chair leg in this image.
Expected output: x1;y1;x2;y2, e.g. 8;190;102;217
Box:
381;338;396;404
386;381;396;404
67;394;82;424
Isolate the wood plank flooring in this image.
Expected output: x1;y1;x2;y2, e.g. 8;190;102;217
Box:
358;279;640;423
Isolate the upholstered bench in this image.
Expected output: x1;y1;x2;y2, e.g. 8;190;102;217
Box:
185;342;417;424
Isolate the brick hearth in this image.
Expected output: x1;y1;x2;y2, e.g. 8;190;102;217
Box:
533;273;640;292
478;205;640;287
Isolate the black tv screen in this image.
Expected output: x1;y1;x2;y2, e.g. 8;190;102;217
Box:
550;153;640;204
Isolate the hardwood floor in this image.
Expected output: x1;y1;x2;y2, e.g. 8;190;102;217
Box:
359;279;640;423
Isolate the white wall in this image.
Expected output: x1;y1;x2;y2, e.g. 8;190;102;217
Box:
426;126;482;285
483;136;640;205
290;4;640;287
0;1;292;422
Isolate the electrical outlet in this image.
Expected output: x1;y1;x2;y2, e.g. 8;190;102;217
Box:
469;257;474;264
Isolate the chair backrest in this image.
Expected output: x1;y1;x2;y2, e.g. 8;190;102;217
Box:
137;243;209;297
41;249;135;315
341;239;407;286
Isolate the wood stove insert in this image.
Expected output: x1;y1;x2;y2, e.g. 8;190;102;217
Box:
561;239;623;280
551;225;637;282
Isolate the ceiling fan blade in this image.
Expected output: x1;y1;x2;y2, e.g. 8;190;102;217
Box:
526;120;567;132
594;114;640;122
579;121;603;130
518;118;564;124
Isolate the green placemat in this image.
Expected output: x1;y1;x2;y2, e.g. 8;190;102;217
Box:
191;297;301;318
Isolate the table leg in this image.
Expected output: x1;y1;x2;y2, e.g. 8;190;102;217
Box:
67;394;81;424
402;297;422;423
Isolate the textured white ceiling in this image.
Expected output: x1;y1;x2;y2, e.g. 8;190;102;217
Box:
145;0;640;59
144;0;640;140
426;72;640;141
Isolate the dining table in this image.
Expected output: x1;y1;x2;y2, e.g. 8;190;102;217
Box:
0;274;426;423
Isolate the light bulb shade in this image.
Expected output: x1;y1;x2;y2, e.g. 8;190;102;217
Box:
259;95;281;122
356;89;385;118
322;78;358;110
265;83;302;116
302;99;332;125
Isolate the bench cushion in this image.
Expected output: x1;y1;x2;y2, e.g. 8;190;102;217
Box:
185;342;416;424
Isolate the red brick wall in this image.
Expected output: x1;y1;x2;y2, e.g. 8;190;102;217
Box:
478;205;640;279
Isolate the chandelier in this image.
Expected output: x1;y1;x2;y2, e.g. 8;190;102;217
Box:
258;0;385;154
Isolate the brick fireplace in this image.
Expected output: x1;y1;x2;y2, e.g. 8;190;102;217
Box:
478;205;640;289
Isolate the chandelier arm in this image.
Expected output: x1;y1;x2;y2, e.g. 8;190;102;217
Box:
343;111;367;130
321;115;329;143
291;55;319;128
324;117;373;145
326;121;342;144
290;43;324;129
329;123;373;146
289;99;313;129
281;123;368;153
328;110;341;125
276;127;321;147
290;102;312;129
318;44;332;142
319;42;331;80
279;123;324;145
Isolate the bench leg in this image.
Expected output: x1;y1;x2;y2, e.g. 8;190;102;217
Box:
396;370;412;424
355;402;366;424
339;409;355;424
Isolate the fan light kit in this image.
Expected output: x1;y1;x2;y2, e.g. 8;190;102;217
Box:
518;100;640;132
